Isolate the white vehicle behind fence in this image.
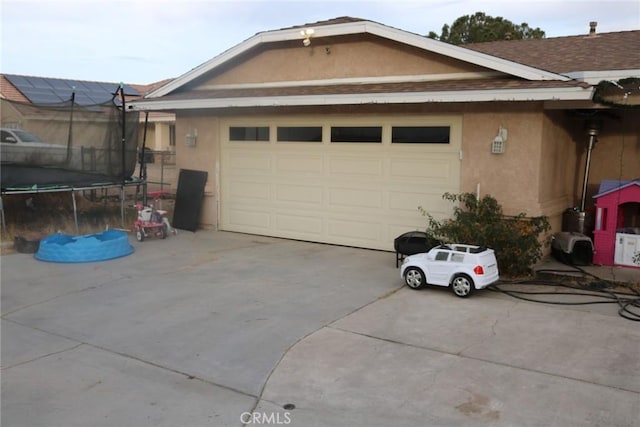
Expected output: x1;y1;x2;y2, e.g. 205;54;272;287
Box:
1;128;74;167
400;244;500;297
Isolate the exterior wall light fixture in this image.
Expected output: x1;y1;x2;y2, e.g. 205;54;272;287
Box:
491;126;508;154
300;28;314;46
185;128;197;146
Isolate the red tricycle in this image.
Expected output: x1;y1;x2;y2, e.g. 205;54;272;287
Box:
133;202;174;242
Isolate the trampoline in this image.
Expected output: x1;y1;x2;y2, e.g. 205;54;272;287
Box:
1;79;145;233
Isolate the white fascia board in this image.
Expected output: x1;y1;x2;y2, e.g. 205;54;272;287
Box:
147;20;568;98
565;70;640;84
130;87;593;111
146;36;263;98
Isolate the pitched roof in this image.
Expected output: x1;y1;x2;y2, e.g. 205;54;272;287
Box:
132;77;592;111
130;78;174;96
0;75;29;102
275;16;367;31
142;77;588;101
1;74;139;105
146;17;569;100
466;30;640;74
133;17;639;111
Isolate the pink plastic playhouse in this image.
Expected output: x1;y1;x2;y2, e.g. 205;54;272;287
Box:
592;179;640;267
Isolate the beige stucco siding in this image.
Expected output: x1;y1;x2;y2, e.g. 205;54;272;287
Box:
174;112;220;226
460;103;545;216
538;111;580;231
582;110;640;197
197;35;491;87
174;104;559;232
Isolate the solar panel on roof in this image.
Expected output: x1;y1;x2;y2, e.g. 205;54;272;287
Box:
72;81;92;92
18;87;66;103
28;77;53;89
6;75;30;88
73;93;96;104
48;79;72;90
5;74;139;106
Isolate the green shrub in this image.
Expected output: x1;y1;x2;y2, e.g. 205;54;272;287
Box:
419;192;551;277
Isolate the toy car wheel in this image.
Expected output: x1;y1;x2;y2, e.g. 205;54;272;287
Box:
404;267;426;290
136;227;144;242
451;274;474;297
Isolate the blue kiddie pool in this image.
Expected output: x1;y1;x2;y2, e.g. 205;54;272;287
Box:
35;230;134;263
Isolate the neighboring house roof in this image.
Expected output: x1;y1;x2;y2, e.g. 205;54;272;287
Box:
130;79;174;97
466;29;640;82
0;75;30;103
129;79;177;122
1;74;139;105
1;74;176;125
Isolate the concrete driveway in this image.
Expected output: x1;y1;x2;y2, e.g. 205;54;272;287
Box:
2;231;639;426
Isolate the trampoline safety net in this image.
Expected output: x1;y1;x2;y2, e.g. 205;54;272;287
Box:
1;92;139;190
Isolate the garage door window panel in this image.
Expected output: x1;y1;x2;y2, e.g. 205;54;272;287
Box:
277;126;323;142
230;126;270;142
331;126;382;143
392;126;450;144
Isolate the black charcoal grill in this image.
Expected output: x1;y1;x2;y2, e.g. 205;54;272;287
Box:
394;231;439;267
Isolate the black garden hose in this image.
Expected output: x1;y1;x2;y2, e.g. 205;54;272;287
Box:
487;267;640;321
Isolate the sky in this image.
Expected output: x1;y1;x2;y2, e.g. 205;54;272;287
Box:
1;0;639;85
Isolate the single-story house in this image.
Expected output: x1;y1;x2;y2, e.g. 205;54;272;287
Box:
131;17;640;252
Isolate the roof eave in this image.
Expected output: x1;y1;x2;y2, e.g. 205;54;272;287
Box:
131;87;593;111
146;20;568;98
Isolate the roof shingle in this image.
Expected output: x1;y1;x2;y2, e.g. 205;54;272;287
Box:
466;30;640;74
137;78;589;103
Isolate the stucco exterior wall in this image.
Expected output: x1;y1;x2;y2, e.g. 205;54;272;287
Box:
173;102;573;231
580;110;640;203
174;112;220;228
460;103;546;216
139;125;157;149
538;111;580;231
0;99;24;128
197;35;491;87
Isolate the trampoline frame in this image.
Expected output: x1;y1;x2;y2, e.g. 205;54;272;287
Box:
0;180;143;235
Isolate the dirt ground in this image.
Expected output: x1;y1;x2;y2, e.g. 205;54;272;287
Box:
1;163;177;255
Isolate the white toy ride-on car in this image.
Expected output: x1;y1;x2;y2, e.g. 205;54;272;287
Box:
400;244;500;297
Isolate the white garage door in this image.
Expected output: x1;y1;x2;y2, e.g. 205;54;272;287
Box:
220;115;461;251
